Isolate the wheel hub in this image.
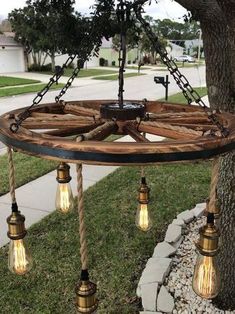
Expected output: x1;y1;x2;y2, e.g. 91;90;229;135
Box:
100;102;146;121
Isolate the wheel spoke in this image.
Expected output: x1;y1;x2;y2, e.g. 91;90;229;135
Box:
22;115;96;129
64;103;100;118
80;121;118;141
139;121;202;140
123;123;150;142
44;123;103;137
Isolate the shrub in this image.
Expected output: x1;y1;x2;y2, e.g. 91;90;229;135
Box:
41;63;52;71
28;63;42;72
67;62;75;69
112;60;116;66
28;63;52;72
99;58;106;66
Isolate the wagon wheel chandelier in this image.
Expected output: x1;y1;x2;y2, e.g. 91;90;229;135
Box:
0;0;235;312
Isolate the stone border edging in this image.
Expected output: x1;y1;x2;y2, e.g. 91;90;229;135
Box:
137;203;206;313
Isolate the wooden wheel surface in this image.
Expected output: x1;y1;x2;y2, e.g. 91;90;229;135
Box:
0;99;234;165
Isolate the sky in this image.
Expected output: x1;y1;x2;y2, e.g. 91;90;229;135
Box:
0;0;187;22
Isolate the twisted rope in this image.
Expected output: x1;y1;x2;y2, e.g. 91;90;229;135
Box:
7;147;16;204
208;158;220;214
141;133;146;178
75;122;116;270
76;163;88;270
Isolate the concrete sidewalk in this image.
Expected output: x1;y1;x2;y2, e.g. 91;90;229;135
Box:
0;134;162;247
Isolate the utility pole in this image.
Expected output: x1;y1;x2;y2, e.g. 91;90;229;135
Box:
197;29;202;64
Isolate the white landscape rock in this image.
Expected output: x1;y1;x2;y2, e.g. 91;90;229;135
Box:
177;210;194;223
165;224;182;243
193;203;206;218
141;282;158;311
172;218;185;226
153;242;177;258
136;285;141;297
171;236;183;249
138;257;172;288
157;285;174;313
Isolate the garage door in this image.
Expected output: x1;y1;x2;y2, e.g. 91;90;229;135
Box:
0;48;25;73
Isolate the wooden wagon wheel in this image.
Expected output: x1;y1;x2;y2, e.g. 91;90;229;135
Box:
0;99;234;165
0;0;235;311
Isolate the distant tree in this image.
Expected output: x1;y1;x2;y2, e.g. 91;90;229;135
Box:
156;18;200;40
112;27;141;51
0;20;12;33
112;14;167;64
9;0;89;71
139;16;168;63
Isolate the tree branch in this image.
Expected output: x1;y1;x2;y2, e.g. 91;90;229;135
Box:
175;0;222;21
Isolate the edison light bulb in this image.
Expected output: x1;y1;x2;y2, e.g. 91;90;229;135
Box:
135;203;152;232
56;183;74;213
8;239;33;275
192;254;220;299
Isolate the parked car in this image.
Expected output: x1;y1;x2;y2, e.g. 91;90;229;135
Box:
174;55;195;63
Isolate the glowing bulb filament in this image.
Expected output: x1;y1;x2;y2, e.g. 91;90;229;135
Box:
8;239;33;275
136;204;152;232
193;255;220;299
56;183;74;214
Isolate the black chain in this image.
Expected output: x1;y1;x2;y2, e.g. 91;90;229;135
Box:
133;5;229;137
55;61;82;102
10;3;104;133
10;54;77;132
117;0;130;108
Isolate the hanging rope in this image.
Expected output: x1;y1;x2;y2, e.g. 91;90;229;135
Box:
7;147;16;204
75;121;117;270
76;163;88;271
208;157;220;214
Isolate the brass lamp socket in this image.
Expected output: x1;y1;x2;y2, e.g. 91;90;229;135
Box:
56;162;71;184
75;280;98;314
138;177;150;204
7;208;27;240
196;221;220;257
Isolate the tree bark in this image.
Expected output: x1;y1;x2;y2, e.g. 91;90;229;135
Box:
216;151;235;309
175;0;235;309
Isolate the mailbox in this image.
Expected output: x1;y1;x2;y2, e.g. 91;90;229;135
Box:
154;76;165;84
154;74;170;101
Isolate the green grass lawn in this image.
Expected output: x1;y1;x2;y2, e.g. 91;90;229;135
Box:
0;83;64;97
0;76;40;88
0;153;57;196
93;72;145;80
0;162;211;314
161;86;208;104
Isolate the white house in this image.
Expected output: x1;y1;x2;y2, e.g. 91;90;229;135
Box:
167;42;184;59
0;35;25;73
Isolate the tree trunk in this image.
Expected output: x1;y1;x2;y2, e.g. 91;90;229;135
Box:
50;51;56;72
201;17;233;108
175;0;235;309
216;151;235;309
212;2;235;309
